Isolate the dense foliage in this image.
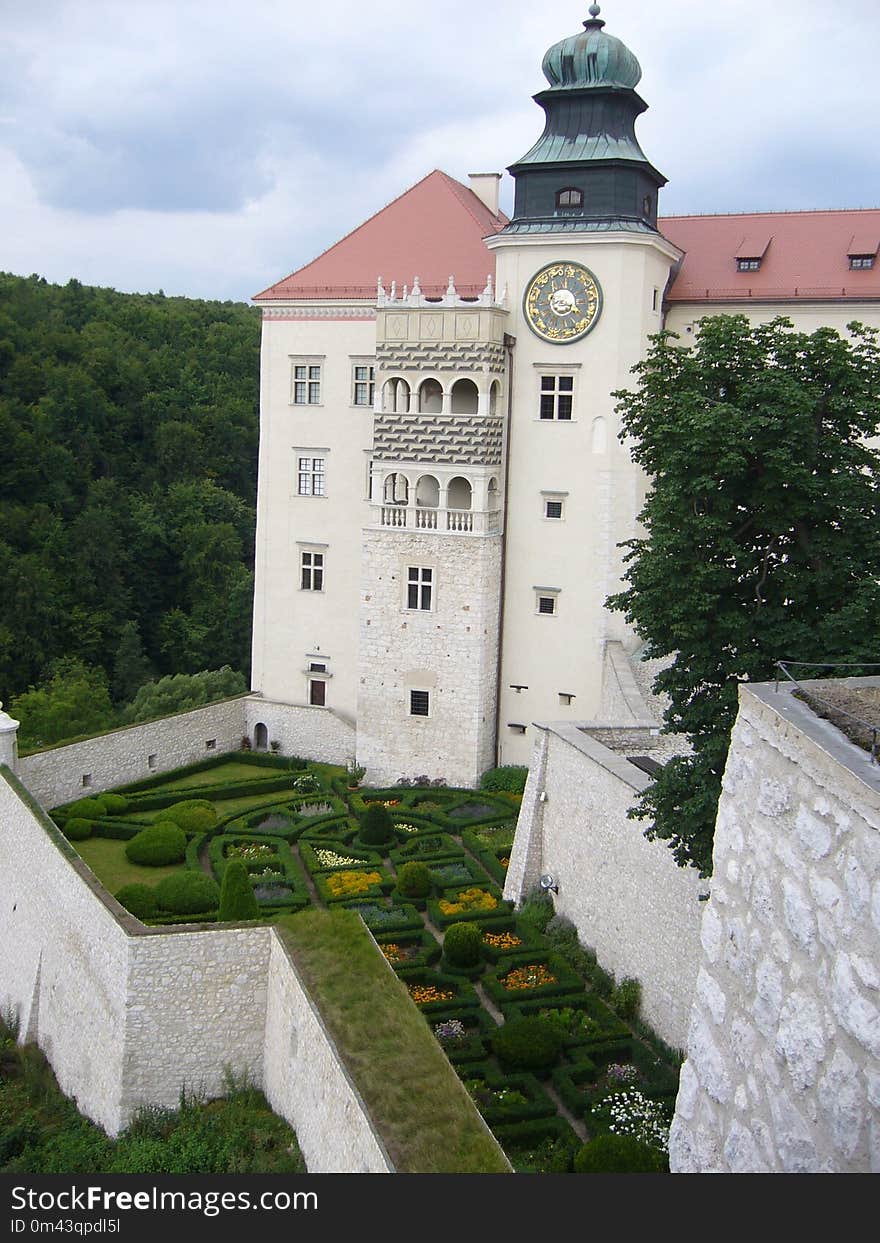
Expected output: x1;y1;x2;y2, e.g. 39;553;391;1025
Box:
574;1133;667;1173
492;1017;564;1072
125;823;187;867
0;272;260;706
219;859;259;921
608;316;880;875
480;765;529;794
442;920;483;968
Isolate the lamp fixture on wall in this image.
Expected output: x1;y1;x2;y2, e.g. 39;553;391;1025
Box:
539;873;559;896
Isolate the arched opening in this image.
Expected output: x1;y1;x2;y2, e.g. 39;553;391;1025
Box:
556;187;584;211
489;381;500;416
254;722;268;751
591;416;608;455
382;378;411;413
450;378;479;415
415;475;440;508
418;379;443;413
487;477;500;509
383;472;409;504
447;476;472;511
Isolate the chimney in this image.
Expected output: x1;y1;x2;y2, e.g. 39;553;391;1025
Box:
468;173;501;216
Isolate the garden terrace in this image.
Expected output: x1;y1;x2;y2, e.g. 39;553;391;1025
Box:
50;751;682;1171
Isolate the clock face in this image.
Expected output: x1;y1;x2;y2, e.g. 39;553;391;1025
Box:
523;261;603;344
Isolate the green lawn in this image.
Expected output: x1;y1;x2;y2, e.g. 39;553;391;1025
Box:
145;761;279;791
75;837;187;893
278;908;511;1174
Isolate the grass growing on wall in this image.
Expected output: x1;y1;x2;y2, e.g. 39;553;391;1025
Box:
277;908;511;1175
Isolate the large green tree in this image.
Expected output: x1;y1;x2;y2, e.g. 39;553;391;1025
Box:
608;315;880;876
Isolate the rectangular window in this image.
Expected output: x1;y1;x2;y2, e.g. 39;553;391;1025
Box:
508;723;527;734
297;457;326;496
309;679;326;707
147;754;157;770
81;773;92;788
352;363;376;406
539;375;574;421
545;499;564;520
309;661;327;673
537;595;557;616
205;739;216;750
301;551;324;591
736;258;761;272
410;690;430;717
407;566;433;611
850;255;875;270
292;363;322;405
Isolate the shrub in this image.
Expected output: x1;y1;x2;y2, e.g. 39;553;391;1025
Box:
612;977;642;1021
443;921;483;968
160;800;217;834
64;818;93;841
115;884;158;920
218;859;259;921
491;1017;564;1073
517;889;555;936
397;861;432;899
66;798;105;819
360;803;393;846
125;823;187;867
573;1133;667;1173
155;872;220;916
480;765;528;794
101;793;128;815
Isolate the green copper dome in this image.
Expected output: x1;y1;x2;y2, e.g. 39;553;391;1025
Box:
542;5;642;91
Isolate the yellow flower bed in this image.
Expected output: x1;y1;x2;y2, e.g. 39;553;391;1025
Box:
407;982;455;1006
502;963;557;991
438;887;498;917
325;869;382;898
483;930;521;950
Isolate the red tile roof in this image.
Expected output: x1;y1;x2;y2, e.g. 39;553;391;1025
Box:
253;170;508;302
661;209;880;303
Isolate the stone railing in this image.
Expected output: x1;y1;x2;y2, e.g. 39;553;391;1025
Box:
372;505;501;535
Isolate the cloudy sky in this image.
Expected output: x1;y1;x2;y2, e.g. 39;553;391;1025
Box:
2;0;879;302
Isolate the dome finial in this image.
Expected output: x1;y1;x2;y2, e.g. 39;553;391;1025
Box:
589;3;601;15
585;3;605;30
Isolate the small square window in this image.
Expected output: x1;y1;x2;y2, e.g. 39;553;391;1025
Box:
292;362;322;405
559;693;576;706
81;773;92;788
309;679;326;707
545;500;564;520
206;739;216;751
407;566;433;611
301;550;324;591
352;363;376;406
410;689;430;717
539;376;574;421
538;596;557;616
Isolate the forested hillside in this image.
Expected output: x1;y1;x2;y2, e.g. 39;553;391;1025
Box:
0;272;261;710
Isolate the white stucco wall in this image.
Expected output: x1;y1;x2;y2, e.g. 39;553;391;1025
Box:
18;697;249;808
670;681;880;1173
505;721;705;1049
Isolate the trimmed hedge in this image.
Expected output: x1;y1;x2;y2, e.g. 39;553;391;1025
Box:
389;834;464;865
64;818;93;841
373;929;442;970
65;797;105;819
483;952;584;1004
342;900;424;934
158;800;218;835
492;1017;564;1073
125;823;186;867
458;1066;556;1125
493;1117;581;1174
299;840;380;875
442;921;483;969
396;861;433;900
395;967;480;1013
115;883;158;920
574;1134;668;1174
155;871;220;916
428;885;510;927
315;867;391;905
360;803;393;846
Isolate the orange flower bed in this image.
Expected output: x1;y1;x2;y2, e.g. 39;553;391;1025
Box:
325;869;382;898
500;857;510;869
438;887;498;917
407;982;454;1005
483;930;522;950
502;963;557;991
381;943;403;963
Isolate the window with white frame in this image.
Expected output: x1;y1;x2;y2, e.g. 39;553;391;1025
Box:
410;689;430;717
542;490;567;520
352;362;376;406
297;456;326;496
300;550;324;591
539;375;574;421
545;500;564;519
535;588;560;616
407;566;433;611
291;360;323;405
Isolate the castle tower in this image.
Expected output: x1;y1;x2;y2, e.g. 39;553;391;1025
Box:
356;278;509;787
487;4;683;765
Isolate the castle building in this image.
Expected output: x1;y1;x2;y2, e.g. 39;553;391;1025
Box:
250;5;880;787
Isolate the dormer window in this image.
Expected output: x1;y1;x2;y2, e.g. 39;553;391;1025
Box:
850;255;875;270
735;233;771;273
556;187;583;211
847;231;878;270
736;257;762;272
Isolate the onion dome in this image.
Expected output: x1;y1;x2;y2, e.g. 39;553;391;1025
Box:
542;4;642;91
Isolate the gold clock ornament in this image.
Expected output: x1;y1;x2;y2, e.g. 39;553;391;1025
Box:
523;261;603;344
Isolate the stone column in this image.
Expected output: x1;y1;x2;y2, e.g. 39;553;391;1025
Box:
0;703;20;772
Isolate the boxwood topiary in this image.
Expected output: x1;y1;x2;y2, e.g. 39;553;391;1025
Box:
101;793;128;815
64;818;93;842
115;884;158;921
158;800;218;834
443;921;483;968
125;823;187;867
219;859;259;921
155;871;220;916
573;1133;667;1173
491;1017;564;1073
66;798;105;819
360;803;393;846
397;861;432;899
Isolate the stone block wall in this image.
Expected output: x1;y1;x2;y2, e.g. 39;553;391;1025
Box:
670;682;880;1173
18;698;249;808
505;722;705;1050
244;698;356;766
